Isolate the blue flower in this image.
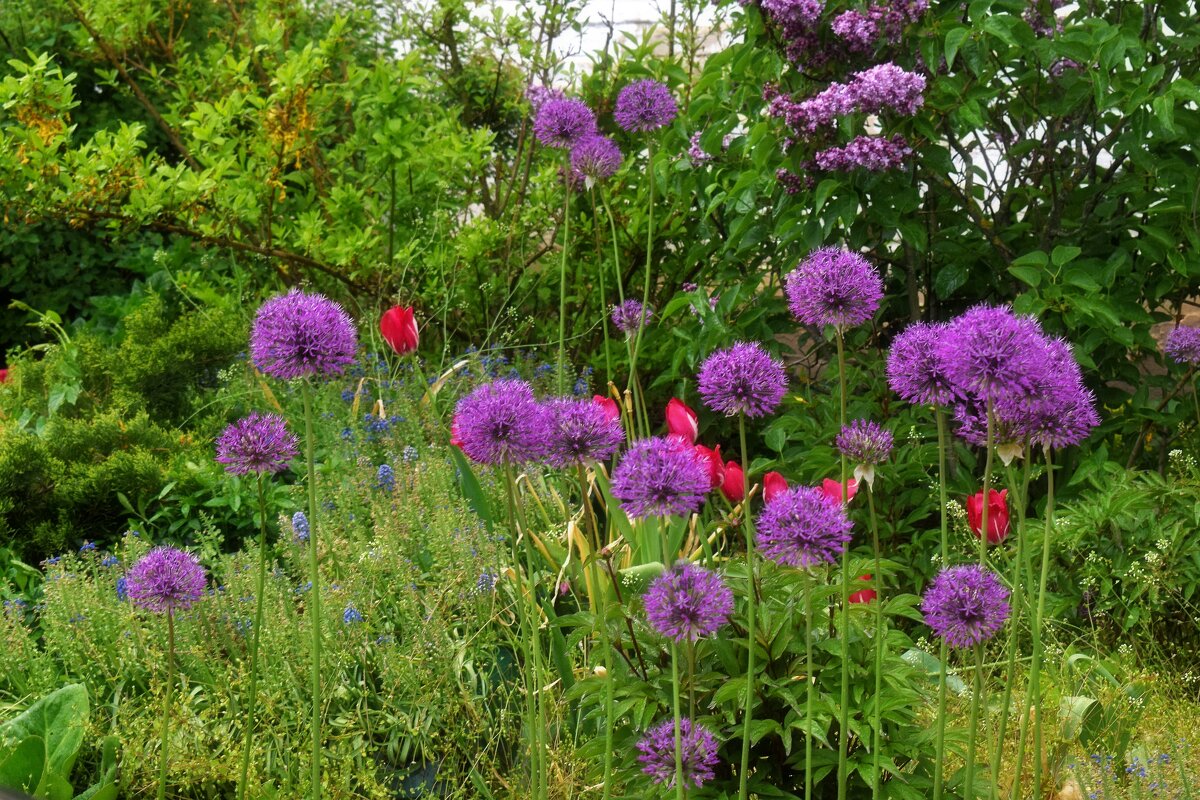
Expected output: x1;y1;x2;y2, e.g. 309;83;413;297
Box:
376;464;396;492
292;511;310;543
343;605;364;624
101;555;120;568
476;571;498;594
115;577;129;601
402;446;419;463
79;541;97;553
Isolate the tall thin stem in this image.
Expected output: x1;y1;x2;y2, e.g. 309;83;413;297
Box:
301;382;323;800
600;581;616;800
995;462;1028;796
980;399;995;568
1028;446;1056;799
672;641;686;800
627;138;655;431
589;188;613;385
737;413;756;800
835;330;852;800
964;642;985;800
156;611;175;800
237;475;272;800
933;410;951;800
557;175;572;394
867;485;884;798
804;571;815;800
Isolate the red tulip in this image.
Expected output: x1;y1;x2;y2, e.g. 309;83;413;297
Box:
820;478;858;505
849;574;877;604
967;488;1010;544
763;471;787;503
450;416;464;448
665;398;699;443
694;444;725;490
593;394;621;421
720;460;745;503
380;305;419;355
0;368;7;384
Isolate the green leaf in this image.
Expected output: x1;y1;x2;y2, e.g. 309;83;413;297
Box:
0;736;44;794
1008;265;1042;288
1051;245;1082;266
945;28;970;70
447;447;494;533
0;685;89;791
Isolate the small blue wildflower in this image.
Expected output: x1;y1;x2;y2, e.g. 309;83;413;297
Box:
476;571;498;594
402;445;419;463
45;556;61;566
115;577;129;601
322;500;337;511
235;619;252;635
375;635;393;645
79;541;97;553
376;464;396;492
295;581;313;594
293;511;310;543
341;388;357;403
101;555;120;568
340;427;354;440
343;605;364;624
69;613;87;624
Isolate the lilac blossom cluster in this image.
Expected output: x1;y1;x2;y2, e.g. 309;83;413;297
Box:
766;63;926;135
758;0;827;66
813;133;913;172
1023;0;1067;38
831;0;929;53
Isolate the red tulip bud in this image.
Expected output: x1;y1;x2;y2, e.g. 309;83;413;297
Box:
380;305;419;355
967;488;1010;544
450;415;464;448
720;460;745;503
763;471;787;503
694;444;725;490
665;398;699;443
820;478;858;505
0;368;8;384
849;574;877;604
593;394;621;421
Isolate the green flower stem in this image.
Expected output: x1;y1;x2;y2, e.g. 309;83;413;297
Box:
156;610;175;800
600;584;616;800
867;484;884;798
504;465;545;800
804;571;815;800
301;381;323;800
672;641;686;800
628;138;655;434
588;188;613;385
980;399;995;568
1027;446;1056;799
933;409;951;800
964;642;985;800
557;171;571;394
994;462;1029;797
237;475;272;800
738;413;757;800
835;329;851;800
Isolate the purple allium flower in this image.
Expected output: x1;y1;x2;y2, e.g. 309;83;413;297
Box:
921;564;1010;648
215;412;298;475
292;511;310;543
636;718;720;789
544;397;625;467
250;290;358;381
610;437;711;518
614;79;677;133
836;419;893;465
1164;326;1200;365
998;337;1099;451
525;83;564;112
697;341;788;418
611;300;653;335
813;134;914;172
454;379;552;465
785;247;883;329
533;98;597;148
570;134;622;184
936;305;1050;404
887;322;957;406
643;562;734;642
756;486;853;568
125;547;207;614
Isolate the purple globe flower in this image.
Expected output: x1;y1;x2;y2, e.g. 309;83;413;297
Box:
611;300;653;335
921;564;1010;649
215;412;298;475
454;379;552;466
250;290;358;381
611;437;711;518
1164;325;1200;365
570;134;623;184
643;562;733;643
125;547;207;614
614;79;677;132
697;341;788;418
636;718;720;789
533;98;597;148
996;337;1099;451
785;247;883;329
756;485;853;568
936;305;1051;404
544;397;625;467
887;322;957;406
836;419;893;465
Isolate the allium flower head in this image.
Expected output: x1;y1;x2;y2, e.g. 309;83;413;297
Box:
570;135;623;185
614;79;677;132
887;322;957;406
643;562;733;642
454;379;552;466
697;341;788;418
533;98;597;148
785;247;883;329
544;397;625;467
215;413;298;475
997;337;1099;451
611;437;711;518
921;564;1010;648
936;305;1051;404
126;547;207;614
251;290;358;380
1164;326;1200;365
637;718;720;789
836;419;893;486
611;300;653;335
757;486;853;568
